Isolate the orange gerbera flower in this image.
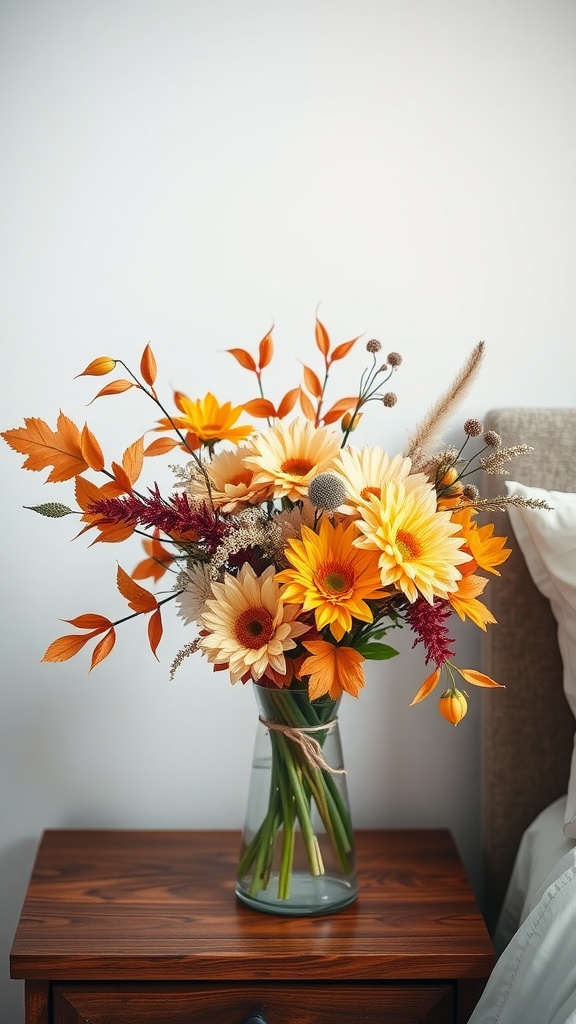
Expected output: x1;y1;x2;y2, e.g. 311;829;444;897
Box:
276;517;388;641
300;638;366;699
157;391;254;446
448;572;496;630
451;507;511;576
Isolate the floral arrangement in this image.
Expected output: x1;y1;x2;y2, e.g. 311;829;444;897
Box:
2;317;543;904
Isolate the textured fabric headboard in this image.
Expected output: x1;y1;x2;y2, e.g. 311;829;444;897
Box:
481;407;576;930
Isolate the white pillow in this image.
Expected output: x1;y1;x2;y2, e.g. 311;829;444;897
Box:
506;481;576;838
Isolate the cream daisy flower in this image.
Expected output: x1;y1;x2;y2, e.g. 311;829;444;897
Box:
198;564;309;683
331;445;429;515
244;419;342;502
187;444;273;512
175;563;216;625
354;479;471;603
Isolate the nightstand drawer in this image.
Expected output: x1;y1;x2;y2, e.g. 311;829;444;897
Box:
53;981;454;1023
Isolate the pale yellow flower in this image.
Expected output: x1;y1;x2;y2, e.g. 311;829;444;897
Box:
331;445;428;515
354;479;470;603
244;419;341;502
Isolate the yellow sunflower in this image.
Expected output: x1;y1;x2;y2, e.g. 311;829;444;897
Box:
244;419;342;502
331;445;428;515
160;391;254;446
198;564;309;683
354;479;470;603
300;638;366;700
276;517;388;641
188;444;274;512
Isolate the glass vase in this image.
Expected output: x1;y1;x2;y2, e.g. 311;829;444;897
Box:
235;682;358;916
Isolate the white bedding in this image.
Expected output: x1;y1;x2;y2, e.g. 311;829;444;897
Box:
470;797;576;1024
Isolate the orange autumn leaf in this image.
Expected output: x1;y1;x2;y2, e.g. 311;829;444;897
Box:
116;565;158;613
302;365;323;399
90;628;116;669
298;388;316;423
458;668;505;689
66;614;114;630
89;379;135;401
258;328;274;369
132;530;174;582
227;347;257;372
42;614;113;663
242;398;277;418
76;356;116;377
276;387;300;419
81;423;105;472
147;608;163;658
410;667;442;705
330;337;360;362
140;343;157;387
143;437;180;457
1;413;88;482
321;396;359;425
315;314;330;359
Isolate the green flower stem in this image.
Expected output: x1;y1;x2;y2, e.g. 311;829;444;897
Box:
239;686;355;901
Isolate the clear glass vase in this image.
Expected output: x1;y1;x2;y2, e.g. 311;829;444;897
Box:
235;682;358;916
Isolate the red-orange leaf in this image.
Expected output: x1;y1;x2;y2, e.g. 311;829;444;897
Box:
116;565;158;613
76;356;116;377
1;413;88;482
258;329;274;369
147;607;163;658
302;365;323;399
276;387;300;419
90;628;116;670
299;388;316;423
81;424;105;472
42;630;101;663
315;315;330;358
227;347;257;372
89;379;134;401
242;398;277;418
140;343;157;387
330;337;360;363
65;614;113;630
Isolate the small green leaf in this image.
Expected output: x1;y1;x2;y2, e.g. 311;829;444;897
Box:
356;642;399;661
24;502;75;518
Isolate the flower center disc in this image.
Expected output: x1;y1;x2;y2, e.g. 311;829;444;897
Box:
319;562;354;597
396;529;421;560
360;485;381;501
235;607;274;649
280;457;315;477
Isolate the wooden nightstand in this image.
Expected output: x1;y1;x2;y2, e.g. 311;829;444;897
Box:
11;829;494;1024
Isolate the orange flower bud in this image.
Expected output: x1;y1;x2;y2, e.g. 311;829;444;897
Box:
77;356;117;377
439;688;468;726
341;411;362;432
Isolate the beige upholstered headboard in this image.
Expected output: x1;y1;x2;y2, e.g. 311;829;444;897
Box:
481;408;576;930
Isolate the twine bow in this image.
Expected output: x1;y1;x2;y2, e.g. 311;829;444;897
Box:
259;716;346;774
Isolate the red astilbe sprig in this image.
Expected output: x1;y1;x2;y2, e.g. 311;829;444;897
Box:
89;486;227;553
404;597;456;668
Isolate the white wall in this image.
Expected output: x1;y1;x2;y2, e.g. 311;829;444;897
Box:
1;1;575;1017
